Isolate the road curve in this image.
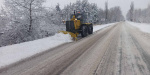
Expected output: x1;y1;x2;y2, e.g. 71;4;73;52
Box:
1;22;150;75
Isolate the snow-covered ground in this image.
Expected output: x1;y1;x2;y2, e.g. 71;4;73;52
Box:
93;23;117;32
0;33;73;68
0;23;116;68
127;21;150;33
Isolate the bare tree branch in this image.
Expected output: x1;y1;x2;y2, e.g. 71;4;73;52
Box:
12;0;29;9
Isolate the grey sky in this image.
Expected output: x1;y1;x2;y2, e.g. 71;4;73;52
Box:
0;0;4;7
44;0;150;17
0;0;149;17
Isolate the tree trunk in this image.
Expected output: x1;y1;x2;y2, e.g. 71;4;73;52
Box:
29;2;32;33
29;0;35;34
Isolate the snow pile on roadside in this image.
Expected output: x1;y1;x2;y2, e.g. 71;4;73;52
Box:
0;33;72;68
127;21;150;33
93;23;117;32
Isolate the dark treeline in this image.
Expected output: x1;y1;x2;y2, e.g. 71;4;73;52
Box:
61;0;124;24
127;2;150;23
0;0;124;47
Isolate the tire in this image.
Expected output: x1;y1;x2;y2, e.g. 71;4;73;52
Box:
88;25;93;34
81;25;88;37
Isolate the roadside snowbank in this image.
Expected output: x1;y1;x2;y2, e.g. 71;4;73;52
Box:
93;23;117;32
127;21;150;33
0;22;116;68
0;33;72;68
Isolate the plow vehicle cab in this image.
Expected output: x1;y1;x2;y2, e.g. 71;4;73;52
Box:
60;11;93;40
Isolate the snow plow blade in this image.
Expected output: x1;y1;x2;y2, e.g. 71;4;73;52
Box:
59;31;79;41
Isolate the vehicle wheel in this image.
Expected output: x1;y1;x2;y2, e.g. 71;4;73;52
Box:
88;25;93;34
81;25;88;37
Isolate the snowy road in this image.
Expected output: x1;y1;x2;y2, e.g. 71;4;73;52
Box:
1;22;150;75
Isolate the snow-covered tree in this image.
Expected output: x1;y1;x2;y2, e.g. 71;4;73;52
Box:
127;2;134;21
105;1;109;23
108;6;124;22
0;0;46;46
5;0;46;33
127;3;150;23
0;7;10;32
97;8;105;24
56;3;61;12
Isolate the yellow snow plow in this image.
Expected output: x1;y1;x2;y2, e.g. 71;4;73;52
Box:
60;11;93;41
59;31;79;41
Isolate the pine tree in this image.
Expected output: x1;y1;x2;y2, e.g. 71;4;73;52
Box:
56;3;61;12
130;2;134;21
105;1;108;23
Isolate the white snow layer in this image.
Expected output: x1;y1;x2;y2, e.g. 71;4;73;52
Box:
93;23;117;32
0;23;116;68
127;21;150;33
0;33;73;68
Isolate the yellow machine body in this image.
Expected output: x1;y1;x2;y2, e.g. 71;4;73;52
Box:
59;15;81;41
59;31;79;41
71;15;81;30
59;12;93;41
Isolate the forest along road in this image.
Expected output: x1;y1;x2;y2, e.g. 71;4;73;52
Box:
1;22;150;75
